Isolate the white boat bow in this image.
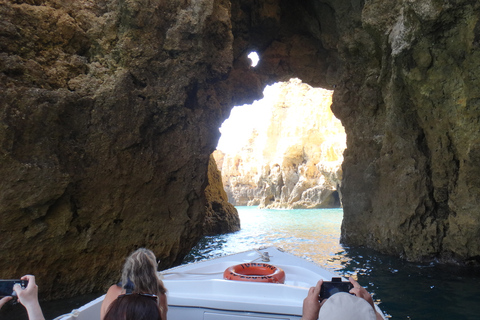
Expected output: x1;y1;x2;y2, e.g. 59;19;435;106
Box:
55;246;385;320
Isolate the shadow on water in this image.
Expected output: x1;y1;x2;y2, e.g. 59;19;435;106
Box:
339;246;480;319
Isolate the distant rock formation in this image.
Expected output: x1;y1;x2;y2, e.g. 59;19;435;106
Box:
216;79;346;209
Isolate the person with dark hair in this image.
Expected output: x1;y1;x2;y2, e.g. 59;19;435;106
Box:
104;293;162;320
101;248;168;320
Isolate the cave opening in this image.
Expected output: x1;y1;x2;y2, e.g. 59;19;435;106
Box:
247;51;260;67
215;77;345;209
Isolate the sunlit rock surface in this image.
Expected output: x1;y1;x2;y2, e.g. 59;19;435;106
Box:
216;79;346;209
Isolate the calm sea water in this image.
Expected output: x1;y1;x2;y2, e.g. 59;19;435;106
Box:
184;206;480;320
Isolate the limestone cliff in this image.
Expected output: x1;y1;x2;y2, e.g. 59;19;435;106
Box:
0;0;246;299
228;0;480;265
328;0;480;264
216;79;345;209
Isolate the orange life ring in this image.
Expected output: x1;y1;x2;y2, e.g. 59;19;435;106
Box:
223;262;285;284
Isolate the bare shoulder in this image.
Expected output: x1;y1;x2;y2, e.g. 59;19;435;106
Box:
100;285;123;320
106;284;123;296
159;292;167;306
103;284;122;305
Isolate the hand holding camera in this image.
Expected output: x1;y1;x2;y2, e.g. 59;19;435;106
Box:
318;277;354;300
0;275;44;320
0;279;29;300
302;277;382;320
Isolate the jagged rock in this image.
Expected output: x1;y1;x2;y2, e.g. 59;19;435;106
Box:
204;154;240;235
0;0;249;299
216;79;346;209
228;0;480;265
330;0;480;264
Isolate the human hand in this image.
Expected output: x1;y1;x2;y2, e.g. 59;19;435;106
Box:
348;277;375;309
14;275;39;309
13;275;45;320
0;296;13;309
349;277;384;319
301;279;325;320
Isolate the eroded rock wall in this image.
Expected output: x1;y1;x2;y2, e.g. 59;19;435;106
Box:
328;0;480;263
1;0;479;301
0;0;247;299
204;154;240;235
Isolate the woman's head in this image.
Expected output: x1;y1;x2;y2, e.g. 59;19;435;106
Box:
121;248;163;295
104;293;162;320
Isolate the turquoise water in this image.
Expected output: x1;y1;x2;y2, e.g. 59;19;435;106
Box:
184;206;480;319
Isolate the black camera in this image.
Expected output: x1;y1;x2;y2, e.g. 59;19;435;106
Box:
0;279;28;298
319;277;353;300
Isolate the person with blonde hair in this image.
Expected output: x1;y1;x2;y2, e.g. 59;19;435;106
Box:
101;248;168;320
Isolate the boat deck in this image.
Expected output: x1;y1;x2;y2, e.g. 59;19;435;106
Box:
161;247;341;319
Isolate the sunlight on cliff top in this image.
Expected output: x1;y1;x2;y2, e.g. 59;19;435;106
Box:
217;79;345;157
216;78;346;209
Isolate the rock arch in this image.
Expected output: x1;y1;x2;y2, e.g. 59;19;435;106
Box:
1;0;479;299
233;0;480;265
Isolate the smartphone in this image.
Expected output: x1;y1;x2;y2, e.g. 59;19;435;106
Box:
319;277;353;300
0;279;28;297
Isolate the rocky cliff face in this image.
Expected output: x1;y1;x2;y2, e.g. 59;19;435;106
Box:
1;0;479;300
329;0;480;264
0;0;247;299
216;79;345;209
